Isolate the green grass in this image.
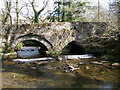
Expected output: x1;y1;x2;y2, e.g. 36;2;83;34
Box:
46;51;62;56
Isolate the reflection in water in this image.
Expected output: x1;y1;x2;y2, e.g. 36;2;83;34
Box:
99;82;119;89
100;85;113;88
17;47;40;58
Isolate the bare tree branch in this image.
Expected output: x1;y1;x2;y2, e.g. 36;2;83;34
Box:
28;0;49;23
38;0;49;15
28;0;37;14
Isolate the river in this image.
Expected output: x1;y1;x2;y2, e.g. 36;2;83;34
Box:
16;47;41;58
2;47;120;88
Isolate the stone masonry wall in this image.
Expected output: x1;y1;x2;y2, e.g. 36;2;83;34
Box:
0;22;107;52
71;22;108;43
17;22;75;51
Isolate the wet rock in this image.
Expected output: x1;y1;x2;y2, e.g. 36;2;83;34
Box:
67;64;78;67
13;75;16;78
93;66;101;68
58;58;63;61
97;62;103;65
64;70;69;73
90;61;99;64
37;67;47;70
70;68;79;71
58;66;65;70
107;66;114;69
57;56;63;61
112;63;119;66
46;67;56;70
30;67;37;70
67;66;79;71
102;63;111;67
86;66;90;70
16;61;25;64
56;67;63;69
73;64;79;67
90;61;102;65
68;66;75;69
101;61;109;63
77;62;84;65
35;61;48;66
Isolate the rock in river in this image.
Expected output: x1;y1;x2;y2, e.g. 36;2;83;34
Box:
112;63;119;66
90;61;102;65
67;66;79;71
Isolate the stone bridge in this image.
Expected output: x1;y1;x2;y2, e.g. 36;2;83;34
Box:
11;22;75;51
1;22;108;52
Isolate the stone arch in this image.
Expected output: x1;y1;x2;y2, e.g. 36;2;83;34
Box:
11;34;53;50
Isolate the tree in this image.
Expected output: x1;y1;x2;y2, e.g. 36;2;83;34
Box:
29;0;49;23
1;0;25;52
0;0;13;52
109;0;120;30
85;5;110;22
71;1;88;21
47;0;88;22
1;0;12;25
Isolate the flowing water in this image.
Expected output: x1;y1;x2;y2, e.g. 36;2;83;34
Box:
17;47;41;58
2;47;120;88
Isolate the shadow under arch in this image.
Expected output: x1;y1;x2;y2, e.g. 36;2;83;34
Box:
62;41;85;55
11;34;53;51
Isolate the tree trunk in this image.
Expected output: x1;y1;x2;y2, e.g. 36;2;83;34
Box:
34;13;39;23
118;4;120;30
62;9;65;22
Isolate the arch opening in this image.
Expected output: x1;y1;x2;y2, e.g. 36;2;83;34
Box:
62;41;85;55
23;40;48;50
23;40;48;55
12;34;53;58
14;40;49;58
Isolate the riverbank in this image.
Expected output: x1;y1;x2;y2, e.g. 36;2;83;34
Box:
82;34;120;63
